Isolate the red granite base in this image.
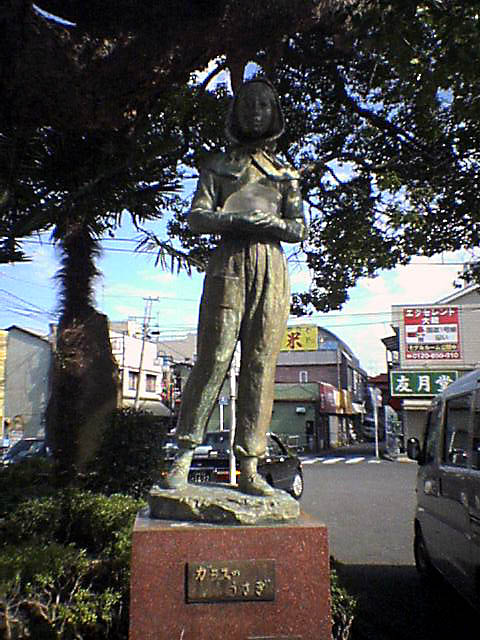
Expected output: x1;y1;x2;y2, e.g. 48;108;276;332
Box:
129;510;331;640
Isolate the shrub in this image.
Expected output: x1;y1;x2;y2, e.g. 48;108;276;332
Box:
3;489;143;552
84;409;170;497
0;543;122;639
331;563;357;640
0;458;56;518
0;489;143;639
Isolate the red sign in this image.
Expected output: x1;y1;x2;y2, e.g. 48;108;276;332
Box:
403;306;461;360
319;382;338;413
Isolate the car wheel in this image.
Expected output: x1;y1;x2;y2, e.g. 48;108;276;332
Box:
414;526;437;581
289;472;304;499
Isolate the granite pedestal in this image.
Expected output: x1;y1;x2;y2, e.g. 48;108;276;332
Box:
129;509;331;640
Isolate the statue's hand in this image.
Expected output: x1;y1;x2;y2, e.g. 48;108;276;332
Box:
235;209;284;231
231;208;305;243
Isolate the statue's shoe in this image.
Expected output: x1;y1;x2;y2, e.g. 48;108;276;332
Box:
238;472;275;497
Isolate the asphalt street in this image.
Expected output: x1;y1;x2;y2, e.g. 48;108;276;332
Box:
300;447;477;639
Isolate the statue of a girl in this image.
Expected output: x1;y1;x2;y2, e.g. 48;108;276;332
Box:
162;78;307;496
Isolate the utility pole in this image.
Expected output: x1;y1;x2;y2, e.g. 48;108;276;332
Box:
373;387;382;459
229;345;240;485
134;297;153;409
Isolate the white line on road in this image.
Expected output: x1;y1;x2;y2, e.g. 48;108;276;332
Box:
368;459;383;464
301;457;325;464
323;457;345;465
345;457;365;464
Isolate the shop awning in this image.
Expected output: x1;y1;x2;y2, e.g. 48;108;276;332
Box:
402;399;432;411
122;399;172;417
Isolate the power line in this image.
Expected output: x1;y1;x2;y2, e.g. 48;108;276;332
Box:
20;239;153;255
2;284;480;325
16;238;476;266
0;273;55;289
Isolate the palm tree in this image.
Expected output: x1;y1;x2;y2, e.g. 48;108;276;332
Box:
1;102;194;473
42;121;186;475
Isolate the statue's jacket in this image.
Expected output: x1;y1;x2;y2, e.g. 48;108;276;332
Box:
188;147;306;244
186;146;307;313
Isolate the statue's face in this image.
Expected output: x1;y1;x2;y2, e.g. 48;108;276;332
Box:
235;83;274;139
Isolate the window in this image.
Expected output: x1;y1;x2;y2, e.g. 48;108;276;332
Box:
146;374;157;393
443;393;472;468
424;401;442;464
110;337;123;354
128;371;139;391
347;367;353;392
299;370;308;383
266;436;284;458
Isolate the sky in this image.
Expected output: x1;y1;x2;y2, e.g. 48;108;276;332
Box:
0;218;472;376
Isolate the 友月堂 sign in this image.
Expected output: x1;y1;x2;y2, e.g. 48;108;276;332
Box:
390;370;458;397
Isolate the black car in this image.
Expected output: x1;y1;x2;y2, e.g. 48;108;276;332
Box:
2;438;50;465
188;431;304;499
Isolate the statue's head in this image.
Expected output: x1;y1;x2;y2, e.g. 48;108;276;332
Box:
226;78;284;146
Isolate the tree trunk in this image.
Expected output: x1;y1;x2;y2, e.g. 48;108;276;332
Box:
47;311;119;475
46;221;119;477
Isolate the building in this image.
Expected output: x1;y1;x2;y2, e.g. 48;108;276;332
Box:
147;323;370;449
384;284;480;441
274;325;368;450
0;326;52;440
153;333;197;365
189;325;368;449
109;322;172;418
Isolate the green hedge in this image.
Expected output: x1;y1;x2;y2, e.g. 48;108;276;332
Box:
331;565;357;640
1;543;121;639
0;487;143;639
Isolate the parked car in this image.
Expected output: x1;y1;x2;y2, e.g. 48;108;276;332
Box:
407;369;480;611
2;438;50;465
187;431;304;499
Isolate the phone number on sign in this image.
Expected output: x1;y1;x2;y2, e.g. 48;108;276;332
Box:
406;352;460;360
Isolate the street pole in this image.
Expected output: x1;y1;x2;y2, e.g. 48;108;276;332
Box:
229;346;239;485
134;298;153;410
219;401;224;431
372;387;382;459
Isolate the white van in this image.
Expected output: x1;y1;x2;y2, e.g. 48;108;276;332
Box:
407;369;480;611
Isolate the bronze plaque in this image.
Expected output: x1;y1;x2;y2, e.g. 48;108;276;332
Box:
186;560;275;603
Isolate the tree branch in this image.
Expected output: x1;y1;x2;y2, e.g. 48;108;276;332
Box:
330;64;431;153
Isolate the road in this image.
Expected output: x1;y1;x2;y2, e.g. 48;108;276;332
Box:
300;448;476;639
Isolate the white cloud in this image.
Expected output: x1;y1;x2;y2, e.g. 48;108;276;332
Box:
289;267;311;289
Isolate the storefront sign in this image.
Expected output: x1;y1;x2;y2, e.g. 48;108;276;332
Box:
281;325;318;352
319;382;338;413
403;306;461;360
390;370;458;397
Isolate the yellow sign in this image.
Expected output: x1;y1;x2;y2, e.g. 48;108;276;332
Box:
281;325;318;352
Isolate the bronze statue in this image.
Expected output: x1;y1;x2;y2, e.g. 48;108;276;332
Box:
162;78;307;496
